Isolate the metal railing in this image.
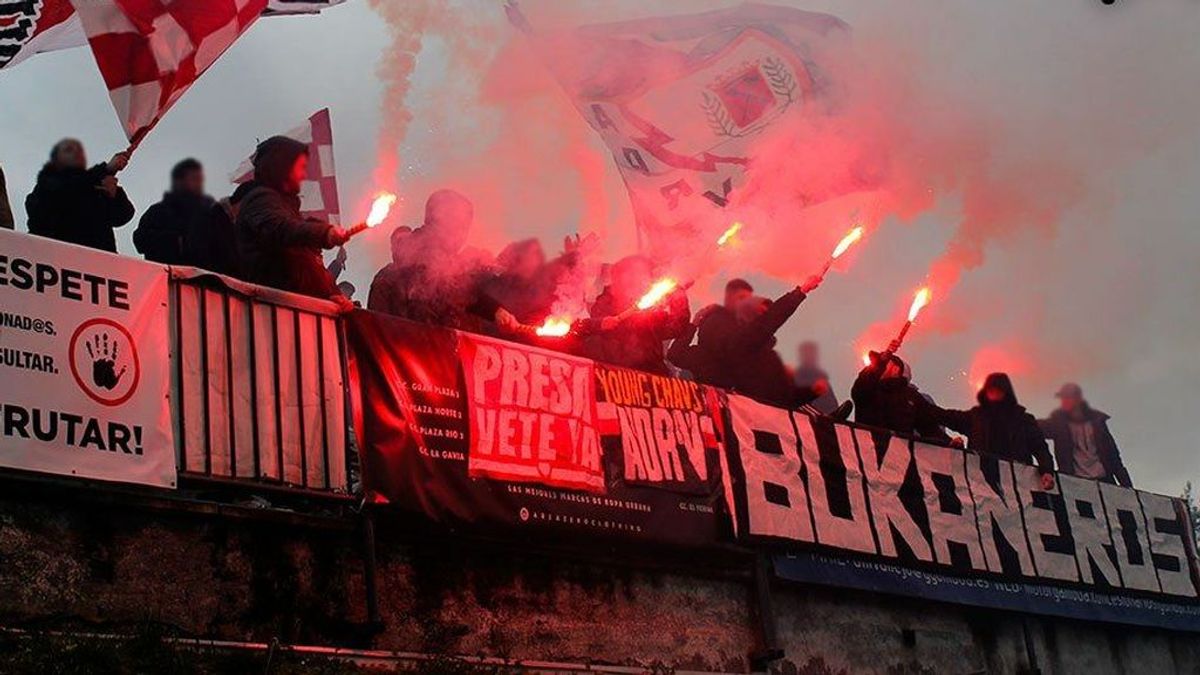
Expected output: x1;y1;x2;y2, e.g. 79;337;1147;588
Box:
169;269;350;495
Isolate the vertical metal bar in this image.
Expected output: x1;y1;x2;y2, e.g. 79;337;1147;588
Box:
198;286;212;476
247;299;261;479
316;316;331;490
271;306;284;482
362;508;381;625
293;310;308;488
336;318;354;494
173;281;187;471
223;291;237;478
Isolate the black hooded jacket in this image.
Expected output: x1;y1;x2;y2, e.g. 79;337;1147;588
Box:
933;373;1054;474
236;137;337;298
852;352;949;442
1039;405;1131;486
25;163;134;252
727;288;810;408
133;190;216;265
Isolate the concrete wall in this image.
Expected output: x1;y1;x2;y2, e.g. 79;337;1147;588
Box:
0;481;1196;673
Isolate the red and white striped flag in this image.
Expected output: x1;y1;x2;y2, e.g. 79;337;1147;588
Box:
231;108;341;225
70;0;268;146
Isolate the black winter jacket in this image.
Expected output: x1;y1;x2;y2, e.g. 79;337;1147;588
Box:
932;374;1054;475
25;163;134;252
1039;406;1131;486
133;191;215;265
852;355;949;442
726;288;808;407
580;287;689;376
236;137;337;299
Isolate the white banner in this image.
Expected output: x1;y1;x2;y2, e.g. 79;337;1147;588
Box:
0;229;175;488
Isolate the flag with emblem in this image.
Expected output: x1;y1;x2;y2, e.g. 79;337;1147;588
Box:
231;108;341;225
509;2;864;259
70;0;269;146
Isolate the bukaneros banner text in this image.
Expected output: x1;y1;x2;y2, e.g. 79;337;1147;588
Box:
344;311;729;546
345;313;1200;627
0;229;175;488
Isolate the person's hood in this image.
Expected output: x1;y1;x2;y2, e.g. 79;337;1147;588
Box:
252;136;308;194
977;372;1019;407
35;162;91;184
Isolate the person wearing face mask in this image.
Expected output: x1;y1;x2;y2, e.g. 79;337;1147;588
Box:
933;373;1056;490
236;136;351;306
25;138;133;252
852;342;950;443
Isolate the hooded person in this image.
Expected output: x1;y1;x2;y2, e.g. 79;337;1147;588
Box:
0;164;13;230
579;255;689;376
133;158;214;265
236;136;350;303
1039;382;1132;487
933;373;1055;489
852;345;950;442
25;138;133;252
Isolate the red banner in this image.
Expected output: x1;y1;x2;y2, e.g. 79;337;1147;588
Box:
459;333;604;492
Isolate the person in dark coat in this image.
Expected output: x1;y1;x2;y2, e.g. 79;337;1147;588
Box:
236;136;350;304
0;164;14;230
794;340;839;415
667;278;754;385
1039;382;1132;486
197;180;255;277
25;138;133;252
133;158;214;265
933;373;1056;489
580;255;689;375
369;189;517;333
852;345;951;443
367;225;414;315
721;276;823;407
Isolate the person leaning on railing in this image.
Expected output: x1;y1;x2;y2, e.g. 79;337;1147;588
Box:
235;136;352;311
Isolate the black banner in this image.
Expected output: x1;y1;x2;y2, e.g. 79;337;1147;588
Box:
345;311;727;547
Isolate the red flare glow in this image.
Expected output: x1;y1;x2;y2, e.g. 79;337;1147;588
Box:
907;287;932;322
366;192;398;228
637;278;679;310
535;317;572;337
861;352;872;367
831;226;864;259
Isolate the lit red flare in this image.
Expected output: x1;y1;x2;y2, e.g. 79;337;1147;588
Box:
366;192;398;228
861;352;872;367
535;317;572;337
907;287;932;322
831;226;864;259
716;221;744;247
636;278;679;310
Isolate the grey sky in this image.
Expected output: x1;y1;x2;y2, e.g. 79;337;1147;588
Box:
1;1;1197;496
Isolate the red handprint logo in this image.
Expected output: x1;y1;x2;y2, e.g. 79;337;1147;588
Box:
70;318;140;406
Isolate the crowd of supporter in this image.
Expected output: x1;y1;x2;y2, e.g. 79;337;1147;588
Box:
0;137;1134;488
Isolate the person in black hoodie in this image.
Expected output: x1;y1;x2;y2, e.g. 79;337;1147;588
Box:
852;346;951;443
236;136;350;304
133;158;214;265
25;138;133;252
674;278;755;388
933;373;1056;490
